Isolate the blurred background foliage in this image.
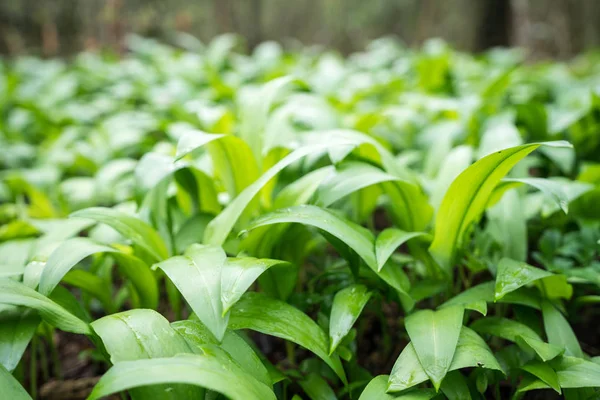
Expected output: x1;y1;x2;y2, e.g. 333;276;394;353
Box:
1;0;600;59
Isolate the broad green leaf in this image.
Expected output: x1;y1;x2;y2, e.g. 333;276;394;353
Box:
522;361;561;394
404;305;464;390
91;309;193;362
329;284;372;354
273;166;335;209
505;177;569;214
430;145;473;211
542;301;583;358
439;282;493;315
376;229;428;271
0;240;34;278
375;261;415;311
517;336;564;362
172;124;225;159
359;375;435;400
172;319;272;387
88;352;276;400
0;363;31;400
174;123;260;201
440;371;472;400
0;279;90;334
494;258;552;300
470;317;562;361
238;76;298;159
552;356;600;388
245;205;377;271
62;270;112;310
388;327;502;392
154;244;229;341
38;237;114;295
172;320;219;346
429;141;571;272
486;189;527;261
470;317;541;342
382;181;433;232
112;253;159;310
221;257;287;315
70;207;169;261
299;373;337;400
516;374;552;394
206;135;260;199
536;275;573;300
221;330;272;387
204;142;354;246
37;237;157;309
229;292;347;383
315;162;400;207
0;309;39;371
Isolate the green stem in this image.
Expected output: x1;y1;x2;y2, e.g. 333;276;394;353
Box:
47;328;63;379
285;341;296;367
39;339;49;383
29;336;38;399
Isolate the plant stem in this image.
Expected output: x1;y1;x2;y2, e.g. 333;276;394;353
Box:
29;336;38;399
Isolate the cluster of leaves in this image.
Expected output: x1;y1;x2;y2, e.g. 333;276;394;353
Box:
1;35;600;399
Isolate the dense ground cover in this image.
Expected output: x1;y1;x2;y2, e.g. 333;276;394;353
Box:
1;35;600;399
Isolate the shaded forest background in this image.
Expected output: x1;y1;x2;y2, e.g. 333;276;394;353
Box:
1;0;600;59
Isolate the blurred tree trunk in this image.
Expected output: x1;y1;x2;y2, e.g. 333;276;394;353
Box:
511;0;575;59
1;0;600;57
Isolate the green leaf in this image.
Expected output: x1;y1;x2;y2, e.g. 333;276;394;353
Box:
504;177;570;214
112;253;159;310
536;275;573;300
376;229;428;272
0;309;39;371
517;336;564;362
522;361;561;394
273;166;335;209
204;142;351;246
0;279;90;335
62;270;112;311
388;327;502;392
172;320;272;387
221;330;273;387
552;356;600;388
88;352;276;400
486;188;527;261
206;135;260;199
404;305;464;390
38;237;114;296
382;181;433;232
329;284;372;354
154;244;229;341
299;373;337;400
429;141;571;272
439;282;493;315
542;301;583;358
91;309;193;362
315;162;400;207
245;205;377;271
0;363;31;400
494;258;553;300
173;124;225;160
359;375;435;400
470;317;563;361
440;371;472;400
238;76;298;159
221;257;287;315
229;292;347;384
70;207;169;261
470;317;540;342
